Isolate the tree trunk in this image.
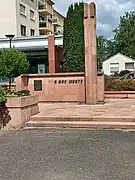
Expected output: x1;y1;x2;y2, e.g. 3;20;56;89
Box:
9;78;11;91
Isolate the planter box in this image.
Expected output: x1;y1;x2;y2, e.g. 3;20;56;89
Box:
105;91;135;99
6;95;39;128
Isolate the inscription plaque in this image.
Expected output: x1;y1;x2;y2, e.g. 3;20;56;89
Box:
54;79;83;84
34;80;42;91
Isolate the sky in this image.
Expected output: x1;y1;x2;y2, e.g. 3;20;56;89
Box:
53;0;135;39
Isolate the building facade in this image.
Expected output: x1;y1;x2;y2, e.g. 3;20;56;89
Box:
38;0;64;35
39;0;54;35
0;0;64;38
53;10;64;35
0;0;39;38
103;53;135;75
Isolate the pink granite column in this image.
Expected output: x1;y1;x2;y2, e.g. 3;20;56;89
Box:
84;3;97;104
55;46;63;73
55;46;60;73
48;35;56;73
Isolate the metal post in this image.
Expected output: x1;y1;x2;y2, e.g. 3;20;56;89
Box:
9;38;12;48
5;34;15;48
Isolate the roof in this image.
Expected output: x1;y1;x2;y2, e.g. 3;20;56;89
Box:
53;9;65;19
47;0;55;5
103;53;135;63
0;35;63;52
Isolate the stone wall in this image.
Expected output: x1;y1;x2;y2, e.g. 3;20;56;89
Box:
6;95;39;128
105;91;135;99
16;72;104;103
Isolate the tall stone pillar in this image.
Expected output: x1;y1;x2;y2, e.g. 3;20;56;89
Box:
84;3;97;104
48;35;56;73
55;46;62;73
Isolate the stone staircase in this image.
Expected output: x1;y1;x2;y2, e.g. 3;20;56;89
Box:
25;100;135;130
26;116;135;129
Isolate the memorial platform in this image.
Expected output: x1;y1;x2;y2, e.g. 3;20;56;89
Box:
26;99;135;130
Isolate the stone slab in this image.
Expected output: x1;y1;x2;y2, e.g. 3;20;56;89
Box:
26;99;135;129
26;121;135;129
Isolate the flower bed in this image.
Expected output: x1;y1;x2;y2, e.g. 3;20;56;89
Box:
105;79;135;91
0;88;39;129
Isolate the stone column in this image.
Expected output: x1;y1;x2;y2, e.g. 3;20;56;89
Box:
55;46;60;73
55;46;63;73
48;35;56;73
84;3;97;104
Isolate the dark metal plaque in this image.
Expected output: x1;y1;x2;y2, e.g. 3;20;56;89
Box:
34;80;42;91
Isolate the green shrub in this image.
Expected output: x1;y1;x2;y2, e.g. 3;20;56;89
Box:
6;89;30;98
16;90;30;97
0;88;6;103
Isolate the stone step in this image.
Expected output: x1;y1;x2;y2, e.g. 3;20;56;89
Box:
30;116;135;122
25;121;135;129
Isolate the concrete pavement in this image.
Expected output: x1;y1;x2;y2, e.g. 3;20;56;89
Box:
0;129;135;180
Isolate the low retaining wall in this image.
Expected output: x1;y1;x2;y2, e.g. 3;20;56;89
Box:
6;95;39;128
16;72;104;103
18;73;85;102
105;91;135;99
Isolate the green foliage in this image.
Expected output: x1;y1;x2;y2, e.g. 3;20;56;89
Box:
15;90;30;97
0;48;29;79
106;79;135;91
63;2;84;72
114;12;135;58
63;2;119;72
105;39;116;59
97;36;107;70
0;88;30;102
6;90;30;98
97;36;116;70
98;11;135;67
0;48;29;90
0;88;6;103
63;3;135;72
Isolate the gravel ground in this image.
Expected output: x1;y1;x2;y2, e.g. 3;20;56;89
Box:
0;129;135;180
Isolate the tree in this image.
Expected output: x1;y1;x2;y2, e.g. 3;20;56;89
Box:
114;11;135;58
105;39;116;59
97;36;107;70
0;48;29;90
63;2;84;72
63;2;118;72
97;36;116;70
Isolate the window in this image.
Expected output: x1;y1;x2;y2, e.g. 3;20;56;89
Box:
31;29;35;36
30;10;35;20
125;62;134;70
21;25;26;36
20;4;26;16
39;15;46;21
110;63;119;74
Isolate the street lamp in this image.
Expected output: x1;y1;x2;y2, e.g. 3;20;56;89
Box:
5;34;15;48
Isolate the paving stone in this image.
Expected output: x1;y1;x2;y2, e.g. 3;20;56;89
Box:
26;99;135;129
